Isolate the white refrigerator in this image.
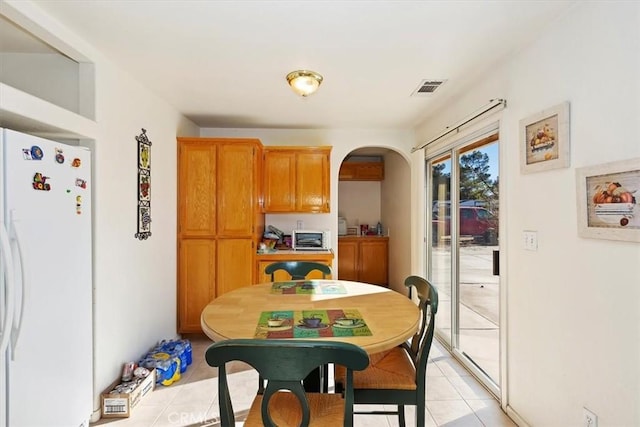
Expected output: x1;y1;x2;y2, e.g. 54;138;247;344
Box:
0;128;92;427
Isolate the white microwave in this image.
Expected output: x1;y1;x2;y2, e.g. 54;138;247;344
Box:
291;230;331;251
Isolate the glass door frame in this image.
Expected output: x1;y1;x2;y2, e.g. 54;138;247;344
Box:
425;122;504;400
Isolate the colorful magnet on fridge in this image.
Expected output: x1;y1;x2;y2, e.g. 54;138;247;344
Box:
22;149;33;160
76;195;82;214
71;158;81;168
55;148;65;164
75;178;87;189
32;172;51;191
30;146;43;160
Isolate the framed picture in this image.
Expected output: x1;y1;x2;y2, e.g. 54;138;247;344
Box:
576;157;640;242
520;101;570;174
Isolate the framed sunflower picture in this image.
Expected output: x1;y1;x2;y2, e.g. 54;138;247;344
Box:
520;101;570;174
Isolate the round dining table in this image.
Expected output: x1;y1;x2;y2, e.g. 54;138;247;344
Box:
200;279;420;355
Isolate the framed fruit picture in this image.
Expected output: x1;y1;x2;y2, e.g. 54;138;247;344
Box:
576;157;640;242
520;101;570;174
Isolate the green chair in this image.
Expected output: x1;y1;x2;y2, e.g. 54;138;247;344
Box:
264;261;332;281
205;339;369;427
335;275;438;427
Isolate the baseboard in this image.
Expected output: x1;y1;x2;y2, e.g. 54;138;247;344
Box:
506;405;530;427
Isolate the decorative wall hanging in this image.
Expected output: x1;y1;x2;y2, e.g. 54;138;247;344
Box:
520;101;570;174
576;157;640;242
135;128;152;240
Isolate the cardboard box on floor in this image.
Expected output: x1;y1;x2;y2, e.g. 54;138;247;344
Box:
101;369;156;418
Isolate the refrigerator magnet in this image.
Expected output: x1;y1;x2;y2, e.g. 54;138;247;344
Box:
55;148;65;164
32;173;51;191
22;148;33;160
75;178;87;189
76;195;82;214
31;146;44;160
71;158;81;168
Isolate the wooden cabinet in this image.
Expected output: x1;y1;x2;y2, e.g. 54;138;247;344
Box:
339;161;384;181
337;236;388;287
263;146;331;213
177;137;264;333
255;251;334;284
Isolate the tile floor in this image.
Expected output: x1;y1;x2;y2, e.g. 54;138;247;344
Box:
94;337;516;427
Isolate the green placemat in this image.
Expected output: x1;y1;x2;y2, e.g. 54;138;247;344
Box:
254;308;371;339
270;280;347;295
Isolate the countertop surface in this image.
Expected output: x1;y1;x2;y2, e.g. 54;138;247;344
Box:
256;249;334;256
338;235;388;239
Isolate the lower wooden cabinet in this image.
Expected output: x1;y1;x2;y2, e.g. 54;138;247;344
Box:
337;236;388;287
178;239;216;333
178;238;255;333
255;251;334;283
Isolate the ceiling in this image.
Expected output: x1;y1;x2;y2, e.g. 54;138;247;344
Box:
3;1;576;130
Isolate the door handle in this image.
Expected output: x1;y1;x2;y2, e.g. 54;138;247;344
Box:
492;250;499;276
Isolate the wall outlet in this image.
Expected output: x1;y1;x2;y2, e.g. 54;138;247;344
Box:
523;230;538;251
583;407;598;427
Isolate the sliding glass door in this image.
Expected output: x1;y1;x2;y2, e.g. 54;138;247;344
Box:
427;131;501;395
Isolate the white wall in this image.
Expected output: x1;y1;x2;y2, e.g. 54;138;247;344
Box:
91;60;199;411
338;180;381;228
0;52;80;114
414;2;640;426
382;150;412;292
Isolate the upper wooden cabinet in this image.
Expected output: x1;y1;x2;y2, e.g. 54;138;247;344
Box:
178;142;217;236
339;161;384;181
263;146;331;213
178;138;263;238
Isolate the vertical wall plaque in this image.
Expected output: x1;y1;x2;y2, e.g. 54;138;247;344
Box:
135;128;152;240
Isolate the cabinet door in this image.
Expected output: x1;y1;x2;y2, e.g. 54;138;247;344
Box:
337;241;359;281
178;239;216;333
178;142;216;236
338;163;357;180
217;239;254;296
263;151;296;212
296;151;330;212
355;163;384;180
359;240;388;286
217;143;257;236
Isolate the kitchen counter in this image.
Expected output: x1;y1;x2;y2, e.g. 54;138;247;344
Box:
257;249;334;256
338;235;388;240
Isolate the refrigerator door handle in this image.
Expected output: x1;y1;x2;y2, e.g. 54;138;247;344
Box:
9;212;27;360
0;223;16;354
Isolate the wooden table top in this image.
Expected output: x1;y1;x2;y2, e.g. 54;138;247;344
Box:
201;280;419;354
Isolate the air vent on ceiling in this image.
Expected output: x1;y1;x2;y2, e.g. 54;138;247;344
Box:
411;79;447;96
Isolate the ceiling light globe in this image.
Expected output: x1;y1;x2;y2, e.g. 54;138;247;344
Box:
286;70;323;97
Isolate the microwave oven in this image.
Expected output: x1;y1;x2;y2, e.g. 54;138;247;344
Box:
291;230;331;251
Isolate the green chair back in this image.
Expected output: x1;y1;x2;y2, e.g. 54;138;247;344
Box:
264;261;332;281
404;275;439;391
205;339;369;427
348;275;438;427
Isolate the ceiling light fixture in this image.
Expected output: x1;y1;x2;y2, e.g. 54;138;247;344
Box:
286;70;323;97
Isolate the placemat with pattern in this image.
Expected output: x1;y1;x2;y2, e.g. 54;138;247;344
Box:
270;280;347;295
254;308;372;339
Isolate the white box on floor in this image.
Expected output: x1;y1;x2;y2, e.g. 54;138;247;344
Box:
101;369;156;418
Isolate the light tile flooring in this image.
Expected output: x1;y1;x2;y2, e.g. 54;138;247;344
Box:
94;337;516;427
